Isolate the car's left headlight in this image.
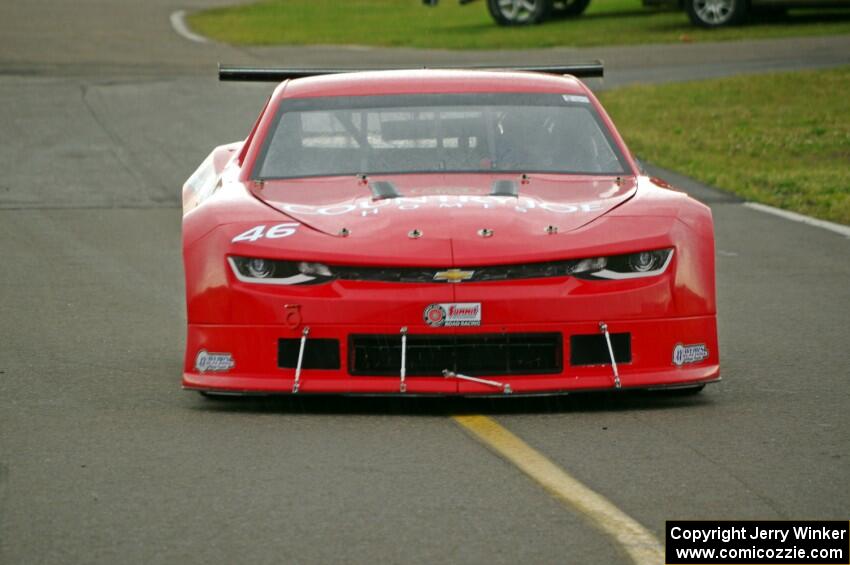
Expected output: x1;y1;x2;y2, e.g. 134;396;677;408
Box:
229;257;333;285
575;248;674;280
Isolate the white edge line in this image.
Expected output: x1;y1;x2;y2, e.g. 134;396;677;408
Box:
743;202;850;239
170;10;209;44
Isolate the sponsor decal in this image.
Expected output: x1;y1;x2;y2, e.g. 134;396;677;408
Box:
195;350;235;373
562;94;590;104
672;343;709;366
280;196;605;218
423;303;482;327
232;223;299;243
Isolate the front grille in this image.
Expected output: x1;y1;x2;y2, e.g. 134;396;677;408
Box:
570;333;631;366
349;333;562;376
331;259;585;283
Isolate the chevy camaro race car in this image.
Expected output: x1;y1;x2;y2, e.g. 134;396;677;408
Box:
182;63;719;396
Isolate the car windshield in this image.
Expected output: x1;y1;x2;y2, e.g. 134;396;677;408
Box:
254;93;628;179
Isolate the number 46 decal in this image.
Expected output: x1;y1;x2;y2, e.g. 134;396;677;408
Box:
231;223;299;243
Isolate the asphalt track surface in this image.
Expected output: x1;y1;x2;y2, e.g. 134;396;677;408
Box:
1;2;848;564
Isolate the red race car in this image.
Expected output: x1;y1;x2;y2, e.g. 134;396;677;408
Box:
182;63;719;397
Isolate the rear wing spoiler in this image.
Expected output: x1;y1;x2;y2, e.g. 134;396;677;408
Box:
218;62;604;82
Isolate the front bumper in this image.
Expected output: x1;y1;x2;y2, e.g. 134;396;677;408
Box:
183;315;719;395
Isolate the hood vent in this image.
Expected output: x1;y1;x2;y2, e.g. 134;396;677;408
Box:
491;179;518;197
370;180;401;200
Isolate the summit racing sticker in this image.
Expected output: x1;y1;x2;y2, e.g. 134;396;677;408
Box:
195;350;235;373
423;303;482;327
672;343;709;366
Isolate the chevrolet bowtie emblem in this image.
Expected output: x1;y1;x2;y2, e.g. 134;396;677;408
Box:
433;269;475;283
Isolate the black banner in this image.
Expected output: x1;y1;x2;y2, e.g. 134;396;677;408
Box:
666;521;849;564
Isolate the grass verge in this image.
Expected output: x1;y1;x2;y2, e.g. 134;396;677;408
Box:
599;67;850;224
187;0;850;49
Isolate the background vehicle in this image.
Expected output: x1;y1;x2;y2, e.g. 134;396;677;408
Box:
645;0;850;27
424;0;593;26
428;0;850;27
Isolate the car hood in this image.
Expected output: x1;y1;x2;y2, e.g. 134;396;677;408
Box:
254;173;636;264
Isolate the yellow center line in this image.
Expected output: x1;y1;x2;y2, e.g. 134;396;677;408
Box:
453;415;665;565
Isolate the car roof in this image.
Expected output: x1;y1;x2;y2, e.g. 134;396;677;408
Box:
277;69;590;100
